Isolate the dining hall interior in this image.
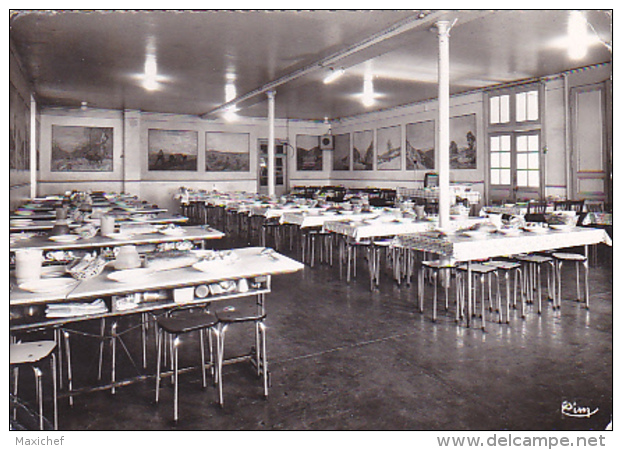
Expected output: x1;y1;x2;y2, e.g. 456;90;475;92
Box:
8;9;615;436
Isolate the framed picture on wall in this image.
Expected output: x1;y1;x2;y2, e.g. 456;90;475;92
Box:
148;129;198;171
51;125;113;172
376;125;402;170
405;120;435;170
352;130;373;171
450;114;477;169
332;133;351;171
10;82;30;171
296;135;322;171
205;132;250;171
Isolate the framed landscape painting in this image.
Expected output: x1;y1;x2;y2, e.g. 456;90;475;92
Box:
10;82;30;171
352;130;373;171
296;135;322;171
51;125;113;172
376;125;401;170
205;132;250;171
332;133;351;171
405;120;435;170
450;114;477;169
148;129;198;171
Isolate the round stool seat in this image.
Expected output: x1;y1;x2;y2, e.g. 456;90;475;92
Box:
157;312;218;334
484;261;521;270
422;260;456;269
216;308;266;324
513;254;553;263
10;341;56;365
457;263;497;274
552;252;587;261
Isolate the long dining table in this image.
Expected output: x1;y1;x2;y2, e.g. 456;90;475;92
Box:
393;226;613;328
10;225;224;253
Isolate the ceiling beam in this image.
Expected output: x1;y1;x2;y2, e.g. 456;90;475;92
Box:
200;10;443;119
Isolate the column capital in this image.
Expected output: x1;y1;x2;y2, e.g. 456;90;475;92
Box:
266;90;276;99
435;20;452;36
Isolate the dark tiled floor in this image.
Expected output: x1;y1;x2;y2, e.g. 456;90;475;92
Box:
13;237;613;431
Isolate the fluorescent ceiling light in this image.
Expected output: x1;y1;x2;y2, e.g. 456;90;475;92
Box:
323;67;345;84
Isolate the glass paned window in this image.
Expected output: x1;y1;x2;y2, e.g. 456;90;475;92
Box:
490;94;511;124
516;90;539;122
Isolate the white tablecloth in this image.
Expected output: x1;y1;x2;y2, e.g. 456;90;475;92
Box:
394;227;612;262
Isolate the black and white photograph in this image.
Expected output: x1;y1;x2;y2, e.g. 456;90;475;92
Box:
9;8;614;446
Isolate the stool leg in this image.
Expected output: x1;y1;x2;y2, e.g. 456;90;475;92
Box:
62;330;74;406
155;329;163;403
584;248;590;309
111;321;118;395
260;322;269;398
141;313;148;369
216;325;226;407
199;329;207;389
50;353;58;430
480;274;486;331
98;318;106;381
444;268;450;311
173;335;179;422
418;266;424;313
536;265;542;314
12;367;19;422
33;367;44;430
432;271;438;322
575;261;581;302
557;260;563;309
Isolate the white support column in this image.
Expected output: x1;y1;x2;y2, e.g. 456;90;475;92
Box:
437;20;451;230
29;95;37;199
267;90;276;197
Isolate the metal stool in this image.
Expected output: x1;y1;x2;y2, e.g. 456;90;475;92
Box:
512;254;555;314
214;307;268;407
301;227;333;267
10;341;58;430
456;263;500;330
155;310;218;422
552;251;589;309
418;259;458;322
483;260;525;321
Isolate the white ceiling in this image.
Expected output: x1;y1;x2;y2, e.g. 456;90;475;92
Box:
9;9;612;121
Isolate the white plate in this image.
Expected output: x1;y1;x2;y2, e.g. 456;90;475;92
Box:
463;230;487;239
49;234;81;243
160;228;186;236
549;224;573;231
11;219;34;226
498;228;522;236
19;278;76;293
105;232;134;240
41;265;68;278
523;226;548;233
107;268;154;283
